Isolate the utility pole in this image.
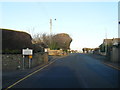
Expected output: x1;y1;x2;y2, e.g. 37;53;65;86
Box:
105;28;107;40
50;18;56;34
50;18;52;34
105;28;107;55
49;19;52;49
49;18;56;49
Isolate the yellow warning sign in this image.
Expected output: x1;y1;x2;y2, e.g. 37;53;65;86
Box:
29;55;32;59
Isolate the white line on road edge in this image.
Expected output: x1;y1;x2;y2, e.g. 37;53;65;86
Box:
5;60;56;89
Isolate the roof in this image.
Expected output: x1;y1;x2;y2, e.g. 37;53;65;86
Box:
0;28;28;33
103;38;120;45
103;39;113;44
112;38;120;43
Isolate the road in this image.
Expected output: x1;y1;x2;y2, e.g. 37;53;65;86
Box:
7;53;119;88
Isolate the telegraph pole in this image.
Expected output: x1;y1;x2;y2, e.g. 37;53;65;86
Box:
50;19;52;34
105;28;107;40
105;28;107;55
49;19;52;49
50;18;56;34
49;18;56;49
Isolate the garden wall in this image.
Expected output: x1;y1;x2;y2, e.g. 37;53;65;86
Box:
2;52;48;71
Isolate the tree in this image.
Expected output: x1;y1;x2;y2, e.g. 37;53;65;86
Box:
32;33;72;51
53;33;72;50
32;33;57;50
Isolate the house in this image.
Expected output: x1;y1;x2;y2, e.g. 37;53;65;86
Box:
99;38;120;62
99;39;113;56
110;38;120;62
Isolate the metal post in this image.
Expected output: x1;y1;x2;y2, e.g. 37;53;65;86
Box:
29;55;32;69
29;58;31;69
23;55;25;70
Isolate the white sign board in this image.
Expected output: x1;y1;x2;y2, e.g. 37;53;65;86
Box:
44;48;48;52
22;48;33;55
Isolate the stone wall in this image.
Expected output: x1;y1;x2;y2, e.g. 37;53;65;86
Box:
2;52;48;71
48;50;63;56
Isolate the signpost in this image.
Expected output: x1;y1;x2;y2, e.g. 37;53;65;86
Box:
22;48;33;55
22;55;25;70
22;48;33;69
28;55;32;69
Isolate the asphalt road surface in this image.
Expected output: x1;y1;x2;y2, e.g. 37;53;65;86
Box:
8;53;120;88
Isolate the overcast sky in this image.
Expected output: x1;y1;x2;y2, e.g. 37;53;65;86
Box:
0;1;118;51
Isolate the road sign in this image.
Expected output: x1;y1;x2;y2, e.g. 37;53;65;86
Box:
22;48;33;55
22;48;33;70
44;48;48;52
29;55;32;59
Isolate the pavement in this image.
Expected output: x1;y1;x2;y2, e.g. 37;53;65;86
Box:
3;53;120;88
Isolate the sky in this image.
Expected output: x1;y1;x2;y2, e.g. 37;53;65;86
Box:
0;1;118;51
